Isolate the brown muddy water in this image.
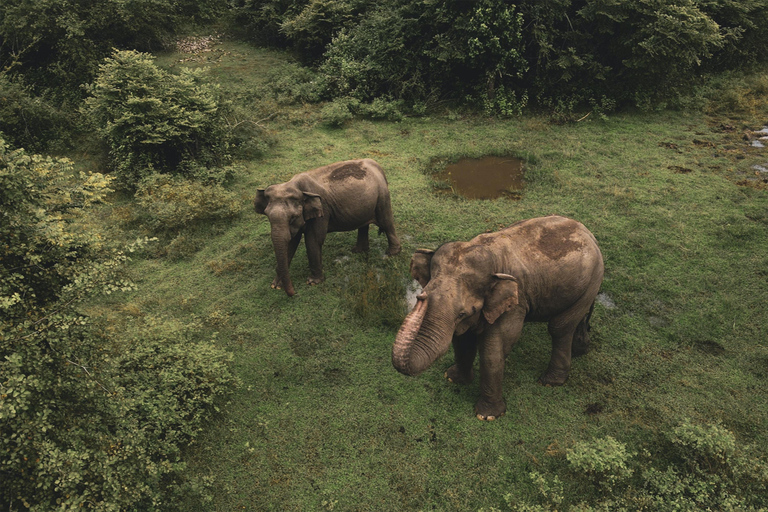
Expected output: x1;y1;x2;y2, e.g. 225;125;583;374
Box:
437;156;524;199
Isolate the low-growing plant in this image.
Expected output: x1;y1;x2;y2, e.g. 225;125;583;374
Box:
566;436;634;490
320;97;357;127
339;252;409;329
134;174;243;232
515;420;768;511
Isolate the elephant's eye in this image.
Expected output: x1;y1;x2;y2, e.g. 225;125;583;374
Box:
457;311;467;319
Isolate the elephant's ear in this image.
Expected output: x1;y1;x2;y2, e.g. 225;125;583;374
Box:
254;189;269;214
483;273;519;325
410;249;434;288
302;192;324;220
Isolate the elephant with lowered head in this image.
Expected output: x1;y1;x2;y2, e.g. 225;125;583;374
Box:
392;216;604;420
255;159;401;297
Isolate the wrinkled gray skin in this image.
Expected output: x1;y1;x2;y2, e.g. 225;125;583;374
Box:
392;216;604;421
255;159;401;297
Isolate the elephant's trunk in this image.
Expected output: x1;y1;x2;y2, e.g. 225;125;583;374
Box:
392;293;454;376
272;230;295;297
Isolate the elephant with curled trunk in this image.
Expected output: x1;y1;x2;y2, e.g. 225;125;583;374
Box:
255;159;401;297
392;216;604;420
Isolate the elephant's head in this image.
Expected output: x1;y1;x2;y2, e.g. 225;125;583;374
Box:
392;243;519;376
255;182;324;297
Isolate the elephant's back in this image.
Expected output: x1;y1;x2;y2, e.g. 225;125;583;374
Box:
487;215;604;279
307;159;386;187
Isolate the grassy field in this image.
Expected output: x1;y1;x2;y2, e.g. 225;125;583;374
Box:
95;41;768;510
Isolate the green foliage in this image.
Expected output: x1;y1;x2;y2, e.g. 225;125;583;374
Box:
317;0;527;106
0;139;237;510
0;139;115;315
83;50;232;187
516;421;768;511
0;74;72;152
134;174;243;231
566;436;634;489
0;0;227;95
340;253;409;329
236;0;768;110
320;97;357;127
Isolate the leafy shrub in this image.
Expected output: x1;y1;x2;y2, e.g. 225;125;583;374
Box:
243;0;768;111
317;0;526;105
320;97;357;127
83;50;232;187
0;139;237;510
0;0;226;95
134;174;243;231
566;436;634;490
0;139;115;315
513;420;768;511
0;74;72;152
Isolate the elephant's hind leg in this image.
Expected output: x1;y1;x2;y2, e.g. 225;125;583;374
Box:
352;225;370;253
375;195;401;256
571;301;595;357
540;295;597;386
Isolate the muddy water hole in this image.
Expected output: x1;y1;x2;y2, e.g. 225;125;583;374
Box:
435;156;525;199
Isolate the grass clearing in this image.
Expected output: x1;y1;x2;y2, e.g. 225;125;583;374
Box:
94;41;768;510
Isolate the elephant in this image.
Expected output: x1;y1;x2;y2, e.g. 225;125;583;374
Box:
392;215;604;421
255;159;401;297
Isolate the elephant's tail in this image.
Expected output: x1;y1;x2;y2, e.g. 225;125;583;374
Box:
572;300;594;357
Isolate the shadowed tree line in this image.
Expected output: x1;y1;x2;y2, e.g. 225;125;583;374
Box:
2;0;768;150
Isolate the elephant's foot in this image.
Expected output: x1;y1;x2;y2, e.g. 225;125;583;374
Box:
474;398;506;421
351;244;369;254
538;368;569;387
444;364;474;385
307;275;325;286
385;244;401;256
271;278;295;297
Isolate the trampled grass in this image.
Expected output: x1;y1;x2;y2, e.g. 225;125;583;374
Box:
100;41;768;509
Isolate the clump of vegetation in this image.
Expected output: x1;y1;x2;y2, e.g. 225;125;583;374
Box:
0;139;237;511
340;253;409;330
0;0;226;95
83;49;233;188
231;0;768;111
134;174;243;232
0;74;72;152
512;421;768;511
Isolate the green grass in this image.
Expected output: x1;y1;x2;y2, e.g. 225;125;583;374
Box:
95;41;768;510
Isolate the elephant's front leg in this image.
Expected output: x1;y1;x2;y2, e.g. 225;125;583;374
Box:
272;231;302;289
445;332;477;385
475;334;508;421
304;220;327;285
475;314;524;421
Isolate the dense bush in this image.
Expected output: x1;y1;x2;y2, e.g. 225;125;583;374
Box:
0;74;72;152
0;0;227;95
83;50;232;187
0;139;237;510
232;0;768;111
511;420;768;511
317;0;527;104
134;174;243;231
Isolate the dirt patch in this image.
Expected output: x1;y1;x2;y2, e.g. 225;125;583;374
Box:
694;339;726;356
330;163;367;181
536;224;584;260
436;156;524;199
